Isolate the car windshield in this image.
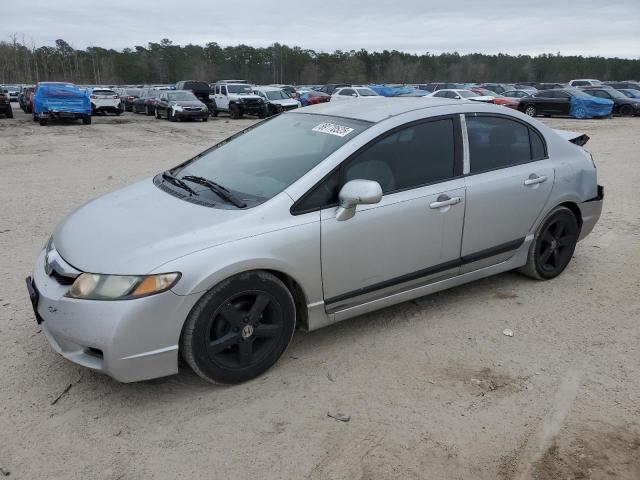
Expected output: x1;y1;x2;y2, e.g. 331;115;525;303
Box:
459;90;479;98
356;88;378;96
621;89;640;98
227;84;253;94
601;89;626;99
168;92;197;101
265;90;290;100
175;113;371;204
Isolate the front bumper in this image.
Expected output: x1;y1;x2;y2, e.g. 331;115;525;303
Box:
28;250;201;382
577;185;604;241
174;109;209;119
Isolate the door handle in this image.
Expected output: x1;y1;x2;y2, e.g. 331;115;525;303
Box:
429;195;461;209
524;174;547;186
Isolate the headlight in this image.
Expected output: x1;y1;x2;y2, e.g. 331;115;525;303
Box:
66;272;180;300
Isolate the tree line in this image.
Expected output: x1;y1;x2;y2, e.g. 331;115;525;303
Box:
1;36;639;86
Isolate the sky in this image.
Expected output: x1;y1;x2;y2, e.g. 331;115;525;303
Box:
3;0;640;58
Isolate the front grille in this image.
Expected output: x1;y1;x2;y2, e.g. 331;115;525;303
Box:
50;270;76;285
183;107;202;111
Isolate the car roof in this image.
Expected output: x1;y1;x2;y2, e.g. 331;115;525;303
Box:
253;86;282;91
291;97;465;123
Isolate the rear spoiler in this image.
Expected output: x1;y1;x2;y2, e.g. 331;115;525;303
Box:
553;129;590;147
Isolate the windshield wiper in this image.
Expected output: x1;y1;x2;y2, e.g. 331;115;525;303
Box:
161;171;198;196
181;175;247;208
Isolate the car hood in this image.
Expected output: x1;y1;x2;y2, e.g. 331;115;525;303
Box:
52;179;280;275
269;98;298;106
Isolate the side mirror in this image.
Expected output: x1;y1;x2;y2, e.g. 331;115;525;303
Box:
335;180;383;221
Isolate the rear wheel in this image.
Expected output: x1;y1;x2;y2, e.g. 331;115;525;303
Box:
82;115;91;125
524;105;537;117
519;206;579;280
181;271;296;384
39;117;48;126
619;105;633;117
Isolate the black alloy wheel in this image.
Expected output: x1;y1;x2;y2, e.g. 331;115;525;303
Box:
519;206;579;280
181;271;296;384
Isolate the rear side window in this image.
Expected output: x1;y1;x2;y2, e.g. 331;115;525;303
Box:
529;128;546;160
344;118;456;194
466;116;532;173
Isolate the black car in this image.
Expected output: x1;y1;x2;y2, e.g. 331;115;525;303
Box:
119;88;142;111
175;80;212;108
0;91;13;118
581;86;640;116
154;90;209;121
517;88;612;118
132;88;163;115
604;81;640;92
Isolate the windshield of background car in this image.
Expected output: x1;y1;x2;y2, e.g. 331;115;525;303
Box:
265;90;290;100
227;84;253;94
356;88;378;96
176;113;371;204
168;92;198;101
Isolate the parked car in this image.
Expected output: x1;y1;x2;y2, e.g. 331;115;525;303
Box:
423;82;464;92
502;89;534;99
154;90;209;121
532;83;566;90
269;84;298;99
568;79;603;87
518;88;613;119
0;91;13;118
316;84;350;95
580;86;640;116
118;88;142;111
90;88;121;115
470;87;499;97
175;80;212;107
2;85;21;102
33;82;92;126
253;86;300;116
133;89;163;115
429;89;494;102
478;83;515;94
331;86;382;101
19;86;35;112
210;83;267;119
605;81;640;91
618;88;640;99
25;98;603;384
490;95;520;109
298;89;331;106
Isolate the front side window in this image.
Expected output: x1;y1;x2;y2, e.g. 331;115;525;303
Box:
176;114;370;205
339;89;355;96
227;84;252;94
344;118;456;194
466;116;532;173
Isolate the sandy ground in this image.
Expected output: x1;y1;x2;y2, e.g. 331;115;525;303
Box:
0;106;639;480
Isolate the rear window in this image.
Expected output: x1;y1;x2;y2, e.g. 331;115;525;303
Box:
93;90;115;95
183;82;210;92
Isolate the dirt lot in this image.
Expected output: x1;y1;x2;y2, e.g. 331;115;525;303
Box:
1;106;639;480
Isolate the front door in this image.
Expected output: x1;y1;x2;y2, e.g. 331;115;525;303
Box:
319;116;466;312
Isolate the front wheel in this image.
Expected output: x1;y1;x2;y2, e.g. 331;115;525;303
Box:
39;117;48;126
229;104;240;119
519;206;579;280
180;271;296;384
524;105;537;117
619;105;633;117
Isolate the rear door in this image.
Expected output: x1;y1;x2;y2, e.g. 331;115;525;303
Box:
551;90;572;115
461;114;554;271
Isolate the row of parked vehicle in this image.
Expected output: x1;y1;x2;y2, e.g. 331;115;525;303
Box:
2;78;639;123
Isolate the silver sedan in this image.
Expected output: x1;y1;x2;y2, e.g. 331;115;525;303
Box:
26;98;603;384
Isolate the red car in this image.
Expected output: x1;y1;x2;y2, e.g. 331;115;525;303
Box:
471;88;519;109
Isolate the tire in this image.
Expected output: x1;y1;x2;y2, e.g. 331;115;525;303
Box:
155;108;161;119
202;117;208;122
229;104;240;119
180;271;296;384
115;110;121;116
39;117;48;126
6;108;13;119
82;115;91;125
573;106;587;119
268;105;277;117
518;206;579;280
619;105;633;117
258;106;268;119
524;105;537;117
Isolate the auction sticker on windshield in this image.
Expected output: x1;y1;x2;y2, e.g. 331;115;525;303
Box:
312;122;355;137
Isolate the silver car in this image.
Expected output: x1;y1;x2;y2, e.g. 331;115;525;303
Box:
26;98;603;384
